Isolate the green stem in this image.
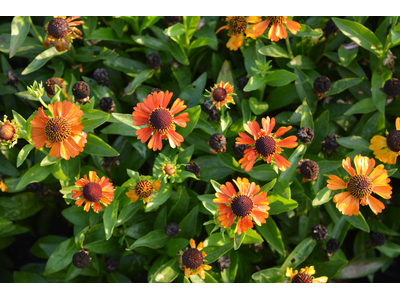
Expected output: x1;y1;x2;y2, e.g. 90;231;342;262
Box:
38;96;48;109
286;33;294;60
29;16;43;44
350;246;374;263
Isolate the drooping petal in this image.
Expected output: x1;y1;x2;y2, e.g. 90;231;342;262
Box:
366;195;385;215
342;157;356;176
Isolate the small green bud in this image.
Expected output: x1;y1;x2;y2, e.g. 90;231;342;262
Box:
28;81;45;98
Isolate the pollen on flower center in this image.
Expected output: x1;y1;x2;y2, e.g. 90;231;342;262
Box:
0;124;15;141
292;273;313;283
213;88;227;102
47;18;70;39
229;16;247;35
266;16;286;24
386;130;400;152
181;248;203;269
231;195;253;217
149;108;173;131
347;174;373;199
255;136;276;157
82;182;103;202
135;180;154;199
44;116;71;143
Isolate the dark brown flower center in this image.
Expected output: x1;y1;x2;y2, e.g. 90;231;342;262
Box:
82;182;103;202
266;16;286;24
48;18;70;39
212;87;227;102
292;273;313;283
182;248;203;269
149;108;173;131
0;124;16;141
44;116;71;143
299;160;319;180
386;130;400;152
231;195;253;217
44;78;63;96
255;136;276;157
347;174;373;199
135;180;154;199
163;163;175;176
228;16;247;35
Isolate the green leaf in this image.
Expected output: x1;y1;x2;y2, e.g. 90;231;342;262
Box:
176;105;201;138
368;219;400;236
372;69;391;114
183;16;200;41
344;98;377;115
294;68;314;111
312;259;348;279
16;164;52;190
16;144;34;168
132;35;169;51
61;206;89;227
83;236;120;254
9;16;30;59
332;216;351;244
140;16;162;32
145;183;172;212
268;193;298;215
335;257;389;279
81;16;97;39
332;18;383;57
233;231;246;250
169;41;189;65
103;194;119;240
338;46;358;66
116;201;142;227
203;242;234;263
296;24;321;37
300;100;314;130
281;237;317;270
44;237;77;275
243;75;264;92
326;78;364;97
243;228;264;244
257;218;285;256
104;57;147;77
288;55;316;69
258;44;289;58
126;68;155;95
150;257;180;283
14;271;47;283
377;241;400;258
21;47;67;75
249;97;269;115
30;235;68;259
265;70;297;87
106;271;132;283
84;133;119;156
190;37;218;49
0;152;20;177
178;206;199;239
260;178;276;194
163;23;185;36
252;267;284;282
248;165;279;181
216;60;235;86
164;238;189;257
278;144;307;182
344;212;370;232
128;230;169;251
312;187;332;207
336;136;371;152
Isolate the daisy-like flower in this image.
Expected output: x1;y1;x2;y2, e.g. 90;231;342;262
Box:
179;238;211;280
256;17;301;42
126;179;162;204
235;117;298;172
216;16;264;51
44;16;84;52
327;155;392;216
370;117;400;164
132;91;189;151
205;81;236;110
30;101;87;160
72;171;115;213
286;266;328;283
0;115;21;148
213;177;270;235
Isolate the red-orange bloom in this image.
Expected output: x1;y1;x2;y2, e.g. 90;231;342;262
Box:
255;17;301;42
213;177;270;235
235;117;298;172
206;81;235;110
30;101;87;160
72;171;115;213
327;155;392;216
132;91;189;151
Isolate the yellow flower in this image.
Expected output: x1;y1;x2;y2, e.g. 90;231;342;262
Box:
286;266;328;283
126;179;161;204
370;117;400;164
179;239;211;280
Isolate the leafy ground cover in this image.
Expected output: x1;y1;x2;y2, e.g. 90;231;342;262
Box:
1;16;400;283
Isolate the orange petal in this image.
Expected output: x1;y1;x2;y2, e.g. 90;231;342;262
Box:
342;157;356;176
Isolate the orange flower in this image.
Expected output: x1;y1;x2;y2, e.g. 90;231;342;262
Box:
44;16;84;52
327;155;392;216
216;16;264;50
370;117;400;164
132;91;189;151
126;179;161;204
286;266;328;283
213;177;270;235
235;117;298;172
179;239;211;280
205;81;235;109
255;17;301;42
72;171;114;213
30;101;87;160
